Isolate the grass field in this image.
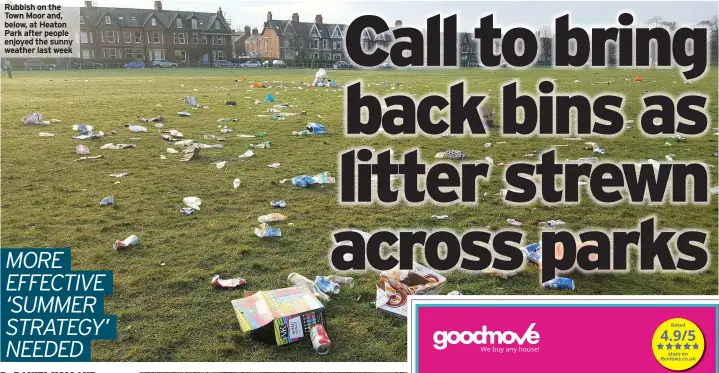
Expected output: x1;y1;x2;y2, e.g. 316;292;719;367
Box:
1;66;717;362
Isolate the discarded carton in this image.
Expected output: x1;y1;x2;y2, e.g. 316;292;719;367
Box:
231;287;326;346
376;262;446;318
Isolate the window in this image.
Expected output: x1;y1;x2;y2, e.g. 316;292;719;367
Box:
151;18;156;27
105;16;111;24
176;50;187;62
214;35;224;45
333;53;342;60
312;52;319;59
104;49;118;58
103;30;115;43
80;17;84;25
174;33;186;44
217;50;224;59
124;32;131;43
192;33;199;44
324;53;330;59
311;39;319;49
202;35;208;44
176;18;182;28
80;32;91;44
333;40;341;50
81;49;92;58
191;19;197;29
214;20;220;29
135;50;143;59
322;40;328;49
126;49;133;59
135;32;142;43
153;32;161;43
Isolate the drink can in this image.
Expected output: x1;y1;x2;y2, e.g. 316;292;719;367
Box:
527;250;542;268
114;235;138;250
542;277;575;290
520;242;541;256
315;277;340;295
310;324;331;355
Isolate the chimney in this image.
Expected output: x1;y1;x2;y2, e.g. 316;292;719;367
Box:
292;13;299;22
315;14;322;24
252;27;258;35
267;11;272;21
153;1;162;11
84;0;92;8
395;20;402;28
217;7;222;16
244;25;251;35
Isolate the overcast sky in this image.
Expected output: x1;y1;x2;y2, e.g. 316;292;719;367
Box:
24;0;719;31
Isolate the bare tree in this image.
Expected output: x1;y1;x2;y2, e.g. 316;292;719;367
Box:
698;15;718;63
535;26;554;66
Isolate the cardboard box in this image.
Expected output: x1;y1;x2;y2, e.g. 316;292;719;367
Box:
231;287;326;346
375;262;447;318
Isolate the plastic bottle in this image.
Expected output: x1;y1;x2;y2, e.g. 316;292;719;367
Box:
113;235;138;250
255;132;269;137
257;213;288;223
250;141;271;149
315;277;340;295
288;273;330;301
326;275;354;288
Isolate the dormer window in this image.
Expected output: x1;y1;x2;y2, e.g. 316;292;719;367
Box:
176;18;182;28
214;20;220;29
151;18;157;27
105;16;110;24
191;19;197;29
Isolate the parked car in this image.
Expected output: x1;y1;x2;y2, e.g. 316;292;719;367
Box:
24;59;56;70
273;60;286;67
332;60;352;69
124;61;145;69
213;60;237;68
468;62;482;67
152;59;178;68
73;61;104;69
380;62;393;68
240;60;262;68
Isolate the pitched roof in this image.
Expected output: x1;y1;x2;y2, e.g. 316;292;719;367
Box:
278;21;347;39
81;6;231;31
245;33;262;43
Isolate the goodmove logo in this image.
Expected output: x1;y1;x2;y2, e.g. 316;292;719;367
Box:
433;323;540;350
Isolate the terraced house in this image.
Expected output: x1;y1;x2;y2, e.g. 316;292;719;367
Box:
78;1;233;64
251;12;347;60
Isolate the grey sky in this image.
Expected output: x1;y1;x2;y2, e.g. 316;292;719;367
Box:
26;0;719;31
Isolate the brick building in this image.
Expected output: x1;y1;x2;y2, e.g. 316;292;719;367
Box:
79;1;233;63
251;12;347;60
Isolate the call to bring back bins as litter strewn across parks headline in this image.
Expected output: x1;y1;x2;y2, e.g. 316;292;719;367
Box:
329;12;712;284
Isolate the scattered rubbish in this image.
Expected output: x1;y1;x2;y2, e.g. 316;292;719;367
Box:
313;68;327;87
271;200;286;208
485;156;494;165
538;219;566;227
288;273;331;301
584;142;605;155
268;162;280;168
39;132;55;137
128;125;148;133
217;118;237;122
109;173;129;178
230;287;325;345
75;155;103;161
291;172;336;188
100;143;136;150
573;79;581;83
100;196;115;206
325;275;354;288
672;135;686;142
376;262;447;318
216;161;227;169
265;93;275;102
155;123;164;128
665;154;676;161
166;148;178;154
177;112;192;117
315;276;340;295
257;213;288;223
256;132;269;137
72;124;94;133
435;150;465;160
431;215;449;220
711;186;719;195
543;277;575;290
239;150;254;158
447;291;463;296
160;155;167;159
566;157;599;164
184;96;198;107
311;324;332;355
293;123;328;136
211;275;246;289
225;100;237;106
164;130;184;137
180;207;195;215
233;178;241;189
183;196;202;210
633;75;643;82
254;223;281;238
22;112;43;125
113;235;138;250
180;145;200;162
75;144;89;155
250;141;271;149
484;142;492;148
221;127;234;133
506;218;522;226
139;115;164;122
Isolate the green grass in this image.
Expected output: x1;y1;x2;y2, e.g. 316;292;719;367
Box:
1;67;717;362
